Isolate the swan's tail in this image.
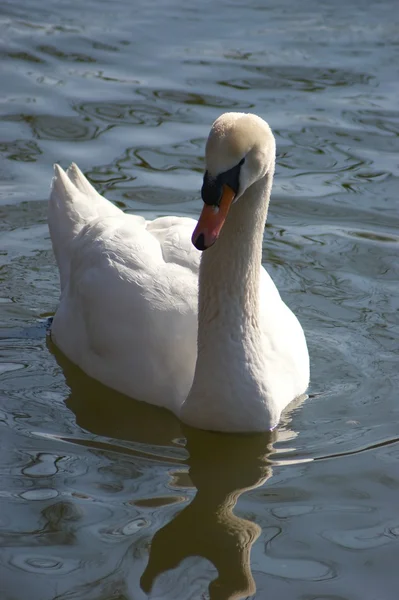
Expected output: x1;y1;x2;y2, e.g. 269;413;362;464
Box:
49;163;121;290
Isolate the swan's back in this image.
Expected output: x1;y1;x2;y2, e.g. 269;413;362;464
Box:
49;164;200;411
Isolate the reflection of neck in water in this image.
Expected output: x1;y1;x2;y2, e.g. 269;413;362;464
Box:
50;342;276;599
141;427;275;600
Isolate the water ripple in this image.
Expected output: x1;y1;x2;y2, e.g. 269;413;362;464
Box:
1;0;399;598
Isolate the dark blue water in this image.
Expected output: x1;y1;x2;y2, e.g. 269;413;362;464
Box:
1;0;399;598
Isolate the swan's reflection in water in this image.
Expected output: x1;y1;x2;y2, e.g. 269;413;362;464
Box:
141;428;274;599
53;343;276;599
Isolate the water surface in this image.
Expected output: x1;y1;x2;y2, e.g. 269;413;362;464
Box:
1;0;399;598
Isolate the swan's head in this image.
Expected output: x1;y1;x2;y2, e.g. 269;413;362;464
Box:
192;112;276;251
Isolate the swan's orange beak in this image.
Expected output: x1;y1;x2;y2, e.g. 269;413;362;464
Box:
192;185;235;251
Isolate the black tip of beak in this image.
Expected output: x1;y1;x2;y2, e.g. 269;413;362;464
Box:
193;233;207;251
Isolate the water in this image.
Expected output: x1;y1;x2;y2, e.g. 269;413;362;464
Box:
1;0;399;598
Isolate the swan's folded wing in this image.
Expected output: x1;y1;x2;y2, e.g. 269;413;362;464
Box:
146;216;200;273
52;214;198;410
49;164;127;290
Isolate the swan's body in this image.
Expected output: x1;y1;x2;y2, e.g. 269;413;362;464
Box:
49;113;309;432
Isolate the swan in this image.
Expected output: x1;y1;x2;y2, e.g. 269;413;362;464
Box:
48;112;309;432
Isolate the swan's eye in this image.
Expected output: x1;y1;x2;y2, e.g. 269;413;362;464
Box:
201;157;245;207
201;172;222;206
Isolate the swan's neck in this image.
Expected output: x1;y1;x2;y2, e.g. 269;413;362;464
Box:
198;173;272;338
181;173;275;431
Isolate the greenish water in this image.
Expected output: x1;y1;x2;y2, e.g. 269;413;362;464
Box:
1;0;399;598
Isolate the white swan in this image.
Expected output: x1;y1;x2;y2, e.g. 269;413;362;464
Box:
49;112;309;432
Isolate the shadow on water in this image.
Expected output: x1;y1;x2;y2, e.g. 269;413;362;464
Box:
50;340;275;600
141;428;274;600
